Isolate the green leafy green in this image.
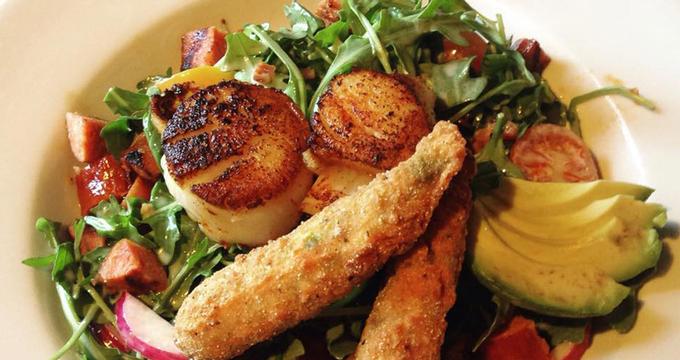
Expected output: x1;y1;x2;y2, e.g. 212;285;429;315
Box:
245;25;308;114
142;182;184;265
475;113;524;178
103;87;149;118
472;295;513;351
345;0;393;72
567;85;656;136
425;57;488;107
22;254;56;268
283;1;324;38
100;116;136;158
84;196;155;248
215;31;267;79
35;217;62;248
315;21;350;47
142;111;163;167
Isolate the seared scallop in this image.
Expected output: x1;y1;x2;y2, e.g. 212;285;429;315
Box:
302;69;432;214
162;81;313;246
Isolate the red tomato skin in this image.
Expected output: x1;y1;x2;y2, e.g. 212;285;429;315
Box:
481;316;551;360
509;124;599;182
441;31;488;73
75;155;130;215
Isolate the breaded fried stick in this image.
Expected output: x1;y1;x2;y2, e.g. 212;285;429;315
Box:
174;122;467;360
352;156;475;360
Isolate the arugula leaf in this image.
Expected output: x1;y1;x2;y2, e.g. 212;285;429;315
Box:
72;218;85;262
345;0;393;73
143;183;183;265
103;87;149;118
55;285;122;360
84;196;155;248
424;57;488;107
245;25;308;114
52;242;76;285
472;295;513;351
214;31;267;78
22;254;56;268
35;217;62;248
283;1;324;38
417;0;470;18
567;86;656;137
143;110;163;167
100;116;137;158
315;21;350;47
460;11;507;48
475;111;524;178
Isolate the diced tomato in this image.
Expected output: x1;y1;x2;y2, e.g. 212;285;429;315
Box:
121;134;161;181
315;0;341;25
551;323;592;360
66;112;108;163
90;323;130;353
127;176;154;201
480;316;551;360
472;121;519;154
509;124;599;182
512;38;551;74
68;225;106;255
440;31;488;73
95;239;167;295
181;26;227;70
75;155;130;215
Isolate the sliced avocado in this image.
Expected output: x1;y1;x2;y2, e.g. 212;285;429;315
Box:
469;178;666;318
489;177;654;215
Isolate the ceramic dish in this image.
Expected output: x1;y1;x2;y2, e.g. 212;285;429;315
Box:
0;0;678;358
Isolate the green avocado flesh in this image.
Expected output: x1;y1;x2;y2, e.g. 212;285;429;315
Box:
469;178;666;318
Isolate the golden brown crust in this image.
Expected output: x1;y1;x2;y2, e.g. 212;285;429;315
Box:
174;122;467;360
162;81;309;209
352;155;475;360
310;69;431;170
150;82;200;133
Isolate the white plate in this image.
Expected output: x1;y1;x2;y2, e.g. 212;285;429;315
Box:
0;0;677;358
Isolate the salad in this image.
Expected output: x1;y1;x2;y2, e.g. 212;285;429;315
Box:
24;0;666;359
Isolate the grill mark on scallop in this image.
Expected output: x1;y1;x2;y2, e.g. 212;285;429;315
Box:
162;81;309;209
309;69;431;170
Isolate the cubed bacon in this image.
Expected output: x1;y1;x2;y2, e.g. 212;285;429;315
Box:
181;26;227;70
471;121;519;154
121;134;161;180
66;112;108;163
69;225;107;255
95;239;167;295
512;38;551;74
480;316;551;360
75;155;130;215
315;0;341;25
252;62;277;85
127;176;154;201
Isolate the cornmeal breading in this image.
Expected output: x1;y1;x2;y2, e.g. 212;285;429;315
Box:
174;122;467;359
352;155;474;360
